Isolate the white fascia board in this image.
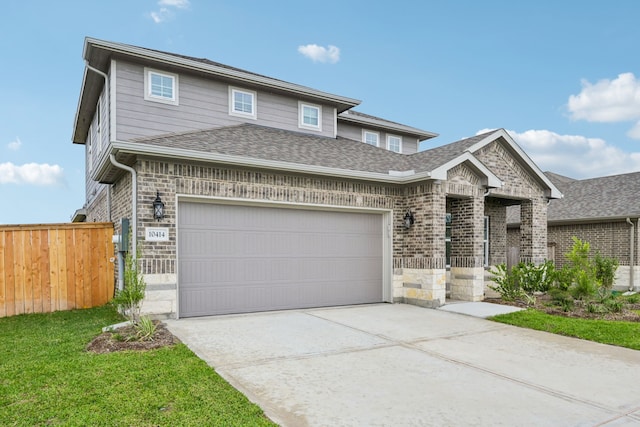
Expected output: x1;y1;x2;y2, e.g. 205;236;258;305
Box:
84;38;361;110
107;140;432;184
467;129;563;199
72;67;90;144
430;152;503;188
338;112;438;140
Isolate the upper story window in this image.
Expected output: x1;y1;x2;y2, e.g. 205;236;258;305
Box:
387;134;402;153
144;68;179;105
299;102;322;131
229;87;257;119
363;130;379;147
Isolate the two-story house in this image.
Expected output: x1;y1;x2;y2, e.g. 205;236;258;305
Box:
72;37;561;319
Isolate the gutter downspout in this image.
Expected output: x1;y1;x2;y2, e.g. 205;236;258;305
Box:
626;218;635;292
110;154;137;258
84;61;113;220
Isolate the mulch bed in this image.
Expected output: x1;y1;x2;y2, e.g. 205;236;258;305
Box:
86;321;180;354
484;294;640;322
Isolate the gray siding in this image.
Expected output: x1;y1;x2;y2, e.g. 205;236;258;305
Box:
86;90;109;205
114;60;336;141
336;122;419;154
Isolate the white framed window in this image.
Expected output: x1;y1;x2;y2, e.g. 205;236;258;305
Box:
444;214;490;268
298;102;322;131
484;216;490;267
144;68;178;105
445;213;452;268
363;130;379;147
229;87;257;119
387;134;402;153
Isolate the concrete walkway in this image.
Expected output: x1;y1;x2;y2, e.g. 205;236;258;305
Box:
165;303;640;427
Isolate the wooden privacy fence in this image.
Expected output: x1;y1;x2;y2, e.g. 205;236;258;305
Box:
0;223;115;318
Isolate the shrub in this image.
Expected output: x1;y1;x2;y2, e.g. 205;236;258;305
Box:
594;252;619;290
112;247;146;324
489;261;555;305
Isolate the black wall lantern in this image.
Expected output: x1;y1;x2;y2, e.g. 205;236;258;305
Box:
403;210;415;229
152;191;165;221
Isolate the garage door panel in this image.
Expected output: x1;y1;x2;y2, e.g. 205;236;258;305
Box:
178;202;384;317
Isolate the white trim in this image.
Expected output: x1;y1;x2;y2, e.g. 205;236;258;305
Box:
339;110;438;140
84;38;361;111
228;86;257;119
362;130;380;147
175;194;394;318
467;129;563;199
144;67;179;105
109;59;117;142
298;101;322;131
105;140;434;184
386;134;402;153
431;151;503;188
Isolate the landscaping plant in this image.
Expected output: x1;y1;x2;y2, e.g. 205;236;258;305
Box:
111;245;156;339
489;261;555;306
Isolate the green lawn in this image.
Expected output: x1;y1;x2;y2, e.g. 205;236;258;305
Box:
0;306;277;427
490;309;640;350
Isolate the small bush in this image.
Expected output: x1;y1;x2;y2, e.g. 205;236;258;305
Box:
595;252;619;290
625;294;640;304
489;261;555;305
604;299;623;313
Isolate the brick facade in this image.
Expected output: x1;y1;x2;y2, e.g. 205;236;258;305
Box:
87;136;554;316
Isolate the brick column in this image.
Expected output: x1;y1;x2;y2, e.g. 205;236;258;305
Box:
449;196;485;301
520;197;547;264
394;185;447;307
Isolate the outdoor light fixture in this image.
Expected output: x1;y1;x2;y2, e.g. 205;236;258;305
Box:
152;191;165;221
403;210;415;229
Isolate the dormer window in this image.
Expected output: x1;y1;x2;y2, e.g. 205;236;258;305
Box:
363;130;379;147
387;135;402;153
299;102;322;131
144;68;178;105
229;87;257;119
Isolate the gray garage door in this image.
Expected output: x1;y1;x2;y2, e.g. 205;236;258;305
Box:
178;202;383;317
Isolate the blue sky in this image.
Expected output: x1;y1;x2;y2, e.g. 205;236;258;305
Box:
2;0;639;225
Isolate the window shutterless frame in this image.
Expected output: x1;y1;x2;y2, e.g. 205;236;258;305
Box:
298;101;322;131
363;130;379;147
229;87;257;119
386;134;402;153
144;68;179;105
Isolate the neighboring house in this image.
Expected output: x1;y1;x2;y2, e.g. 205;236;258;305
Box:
72;37;561;318
507;172;640;291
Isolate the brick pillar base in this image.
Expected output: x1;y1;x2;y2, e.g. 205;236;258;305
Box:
393;268;446;308
450;267;485;301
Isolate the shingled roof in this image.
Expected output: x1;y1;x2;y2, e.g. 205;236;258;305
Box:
130;123;414;174
507;171;640;224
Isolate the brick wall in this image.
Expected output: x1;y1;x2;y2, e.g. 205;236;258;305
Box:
548;221;636;266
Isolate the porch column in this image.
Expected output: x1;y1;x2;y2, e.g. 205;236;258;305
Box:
394;185;447;308
520;197;547;264
450;196;485;301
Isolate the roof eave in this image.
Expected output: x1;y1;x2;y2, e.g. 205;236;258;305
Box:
84;38;361;112
99;140;434;184
338;112;438;141
430;152;503;189
467;129;563;199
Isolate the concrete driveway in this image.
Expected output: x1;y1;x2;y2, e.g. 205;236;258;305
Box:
165;303;640;427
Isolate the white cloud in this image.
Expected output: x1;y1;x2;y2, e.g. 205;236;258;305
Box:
477;128;640;179
567;72;640;139
159;0;190;8
0;162;64;186
7;137;21;151
150;0;189;23
298;44;340;64
150;7;171;23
